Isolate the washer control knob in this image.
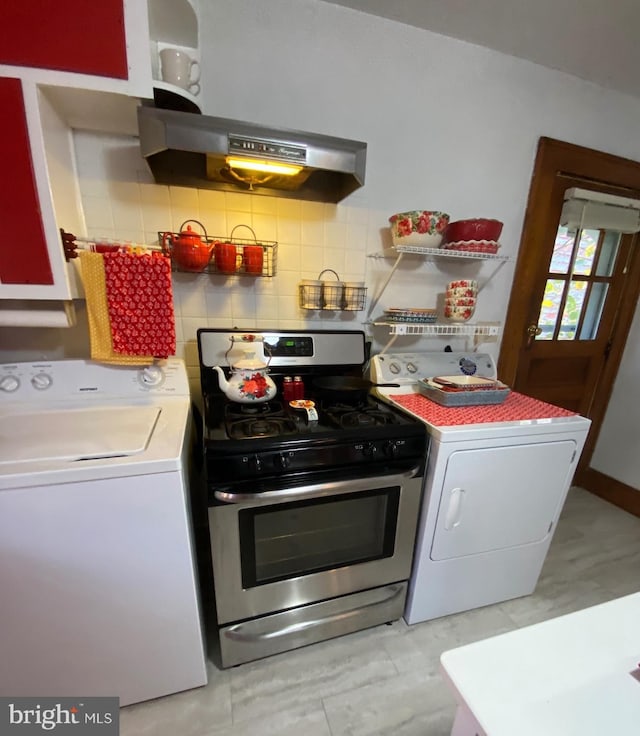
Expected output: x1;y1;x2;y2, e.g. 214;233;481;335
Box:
406;362;418;374
138;365;165;388
0;374;20;393
388;362;401;375
31;372;53;391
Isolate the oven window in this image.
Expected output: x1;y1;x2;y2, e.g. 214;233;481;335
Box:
238;488;400;587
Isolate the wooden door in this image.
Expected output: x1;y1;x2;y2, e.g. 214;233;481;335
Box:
498;138;640;514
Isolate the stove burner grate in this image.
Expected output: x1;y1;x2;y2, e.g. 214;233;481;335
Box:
228;416;297;439
225;401;284;418
324;402;400;429
224;401;297;439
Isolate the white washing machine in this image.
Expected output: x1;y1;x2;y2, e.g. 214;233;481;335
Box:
0;359;207;705
369;351;591;625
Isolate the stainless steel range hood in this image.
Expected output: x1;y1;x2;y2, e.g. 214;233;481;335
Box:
137;106;366;203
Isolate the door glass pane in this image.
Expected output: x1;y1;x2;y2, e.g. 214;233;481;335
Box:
595;231;620;276
240;488;399;587
549;226;574;274
573;229;598;275
558;280;587;340
536;279;565;339
580;282;608;339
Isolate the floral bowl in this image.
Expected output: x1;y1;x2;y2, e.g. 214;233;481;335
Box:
445;297;477;307
447;279;478;291
444;303;475;322
446;287;478;299
389;210;450;247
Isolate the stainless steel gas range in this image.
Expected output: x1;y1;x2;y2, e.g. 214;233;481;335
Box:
197;329;429;668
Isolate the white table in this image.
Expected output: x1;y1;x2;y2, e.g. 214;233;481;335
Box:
440;593;640;736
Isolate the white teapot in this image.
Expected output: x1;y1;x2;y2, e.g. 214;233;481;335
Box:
214;349;276;403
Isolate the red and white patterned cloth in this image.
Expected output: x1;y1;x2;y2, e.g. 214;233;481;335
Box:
389;392;576;426
103;251;176;358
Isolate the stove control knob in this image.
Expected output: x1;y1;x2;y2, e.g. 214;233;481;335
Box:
384;441;399;459
274;453;290;470
362;442;378;458
249;455;263;473
0;374;20;393
405;362;418;374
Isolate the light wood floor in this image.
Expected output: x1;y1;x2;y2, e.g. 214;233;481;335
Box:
120;487;640;736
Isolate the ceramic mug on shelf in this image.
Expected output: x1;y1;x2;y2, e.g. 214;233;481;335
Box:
159;48;200;95
215;241;239;274
243;245;264;275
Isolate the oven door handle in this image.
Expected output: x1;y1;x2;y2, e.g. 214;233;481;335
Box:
224;584;405;642
213;465;422;504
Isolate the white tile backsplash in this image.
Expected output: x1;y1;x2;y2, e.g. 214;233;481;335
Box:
300;221;324;247
82;195;115;232
140;184;172;232
72;131;481;370
73;126;380;364
110;181;144;233
169;187;201;231
277;217;303;245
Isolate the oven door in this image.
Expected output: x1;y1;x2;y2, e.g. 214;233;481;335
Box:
208;466;423;625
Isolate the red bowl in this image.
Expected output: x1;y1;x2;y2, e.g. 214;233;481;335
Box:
444;218;503;244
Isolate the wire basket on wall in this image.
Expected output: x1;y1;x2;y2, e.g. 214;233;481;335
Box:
159;222;277;276
298;269;367;311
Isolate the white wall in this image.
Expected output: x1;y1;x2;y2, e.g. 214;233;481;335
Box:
1;0;638;486
590;304;640;489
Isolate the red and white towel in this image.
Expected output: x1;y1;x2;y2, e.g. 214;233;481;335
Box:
80;250;176;364
103;251;176;359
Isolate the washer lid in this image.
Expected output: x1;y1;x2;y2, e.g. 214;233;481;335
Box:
0;406;161;464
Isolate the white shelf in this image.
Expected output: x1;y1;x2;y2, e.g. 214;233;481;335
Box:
367;245;511;322
371;322;502;337
152;79;201;109
372;245;510;261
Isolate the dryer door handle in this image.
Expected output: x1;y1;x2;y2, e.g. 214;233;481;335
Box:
444;487;465;530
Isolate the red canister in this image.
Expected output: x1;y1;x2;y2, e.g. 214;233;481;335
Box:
283;376;295;402
293;376;304;400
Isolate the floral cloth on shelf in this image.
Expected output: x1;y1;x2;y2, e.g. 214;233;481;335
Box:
103;251;176;359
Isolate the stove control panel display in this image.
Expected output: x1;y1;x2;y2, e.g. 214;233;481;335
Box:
264;336;313;357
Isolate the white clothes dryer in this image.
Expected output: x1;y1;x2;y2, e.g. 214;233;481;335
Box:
0;359;207;705
369;351;591;625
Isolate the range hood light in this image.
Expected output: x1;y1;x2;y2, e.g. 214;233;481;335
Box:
226;157;303;176
137;107;367;202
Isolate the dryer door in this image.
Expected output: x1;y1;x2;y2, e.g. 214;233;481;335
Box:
431;440;576;560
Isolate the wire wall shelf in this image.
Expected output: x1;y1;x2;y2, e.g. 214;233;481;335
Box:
370;245;510;261
371;321;502;337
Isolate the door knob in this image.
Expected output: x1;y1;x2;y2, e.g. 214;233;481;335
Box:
526;323;542;347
